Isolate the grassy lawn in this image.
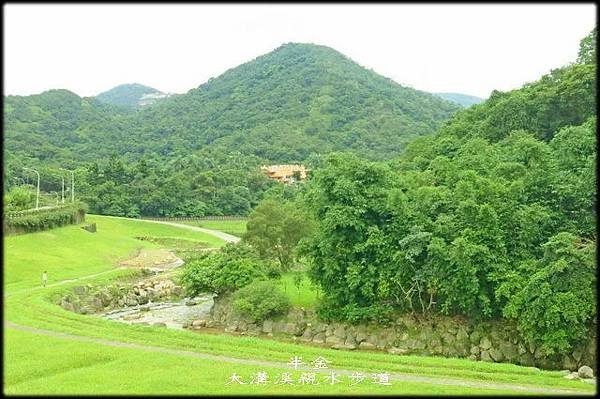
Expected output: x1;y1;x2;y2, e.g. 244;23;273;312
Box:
278;272;319;308
3;214;223;293
3;216;595;395
5;328;536;395
179;219;247;237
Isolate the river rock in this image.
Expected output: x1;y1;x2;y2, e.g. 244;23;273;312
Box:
469;330;482;345
60;300;75;312
359;341;376;350
479;337;492;350
572;348;583;363
73;286;87;295
480;350;493;362
333;325;346;339
326;335;344;346
388;347;408;355
489;347;504;362
192;319;206;328
564;371;580;380
578;366;594;379
562;355;577;371
126;295;138;307
262;320;273;333
312;333;326;344
456;327;469;343
332;342;356;350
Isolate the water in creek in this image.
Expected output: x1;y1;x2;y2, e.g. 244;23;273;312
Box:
100;295;214;329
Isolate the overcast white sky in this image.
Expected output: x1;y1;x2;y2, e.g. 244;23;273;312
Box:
3;4;596;99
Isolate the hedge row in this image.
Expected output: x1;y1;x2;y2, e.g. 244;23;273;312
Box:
3;203;87;235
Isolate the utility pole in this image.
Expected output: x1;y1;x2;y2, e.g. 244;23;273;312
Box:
60;168;75;203
61;176;65;204
23;167;40;210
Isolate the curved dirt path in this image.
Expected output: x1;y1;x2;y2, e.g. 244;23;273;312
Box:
3;320;590;395
100;215;241;243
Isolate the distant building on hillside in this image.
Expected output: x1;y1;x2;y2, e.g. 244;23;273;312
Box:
261;164;308;184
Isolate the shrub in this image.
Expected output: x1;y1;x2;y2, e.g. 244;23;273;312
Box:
3;202;87;235
180;243;271;296
232;280;290;322
501;233;596;354
316;298;393;325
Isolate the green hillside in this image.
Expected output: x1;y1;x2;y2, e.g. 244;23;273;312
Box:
95;83;165;108
4;42;461;216
434;92;484;107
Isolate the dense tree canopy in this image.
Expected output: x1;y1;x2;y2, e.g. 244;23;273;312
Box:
300;31;596;353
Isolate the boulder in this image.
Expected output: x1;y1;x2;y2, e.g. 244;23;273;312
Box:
441;332;455;345
60;300;75;312
73;286;87;295
172;286;183;296
359;341;377;350
192;319;206;328
456;327;469;343
388;347;408;355
572;348;583;363
332;343;356;350
325;335;344;346
138;296;149;305
247;324;261;336
153;322;167;327
499;342;518;362
479;337;492;350
333;325;346;339
312;333;326;344
480;350;493;362
126;295;138;307
564;371;579;380
489;347;504;362
262;320;273;334
578;366;594;379
561;355;577;371
469;330;482;345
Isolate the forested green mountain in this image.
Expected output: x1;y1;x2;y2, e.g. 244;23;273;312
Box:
4;42;461;216
434;92;483;107
302;29;596;355
95;83;168;108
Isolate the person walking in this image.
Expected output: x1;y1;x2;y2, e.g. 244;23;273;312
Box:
42;271;48;287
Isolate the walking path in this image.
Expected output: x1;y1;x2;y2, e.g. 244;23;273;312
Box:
4;219;592;395
3;320;589;395
100;215;241;243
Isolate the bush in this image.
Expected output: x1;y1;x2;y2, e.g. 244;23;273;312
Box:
180;243;271;296
232;280;290;322
501;233;596;354
3;202;87;235
316;298;393;325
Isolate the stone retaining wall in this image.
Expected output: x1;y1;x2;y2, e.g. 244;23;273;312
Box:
190;294;596;372
59;273;184;314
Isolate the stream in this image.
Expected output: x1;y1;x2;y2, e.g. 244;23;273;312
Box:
100;295;214;329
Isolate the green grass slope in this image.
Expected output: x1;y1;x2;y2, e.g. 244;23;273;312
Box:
3;217;594;395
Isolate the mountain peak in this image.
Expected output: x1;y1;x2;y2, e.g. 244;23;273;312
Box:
96;83;171;108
